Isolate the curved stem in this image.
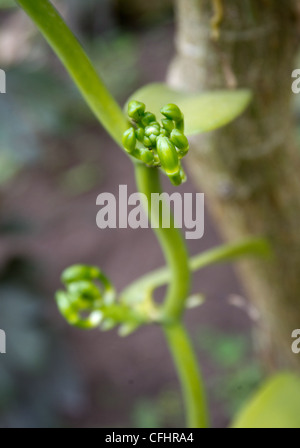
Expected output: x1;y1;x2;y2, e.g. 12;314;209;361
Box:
164;322;209;428
134;163;191;321
16;0;128;147
135;163;208;427
121;237;270;301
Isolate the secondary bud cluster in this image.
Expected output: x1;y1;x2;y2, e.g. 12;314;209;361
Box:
123;101;190;186
56;265;156;336
56;265;116;329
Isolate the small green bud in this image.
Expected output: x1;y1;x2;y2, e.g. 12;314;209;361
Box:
145;125;160;137
122;127;137;153
177;147;189;158
160;128;169;137
162;119;174;134
67;281;101;303
160;103;183;122
170;129;189;150
156;136;179;175
145;125;160;147
168;172;182;186
149;135;158;147
168;165;186;186
128;100;145;122
175;120;185;133
62;265;101;284
150;121;161;129
141;112;156;127
56;291;74;316
170;129;189;157
143;136;152;148
153;154;160;166
139;148;155;165
180;166;187;183
135;127;145;142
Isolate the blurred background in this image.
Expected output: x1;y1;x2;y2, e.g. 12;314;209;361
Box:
0;0;267;428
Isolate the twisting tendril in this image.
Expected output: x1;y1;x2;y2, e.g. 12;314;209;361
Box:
56;265;116;329
123;101;190;186
56;264;160;335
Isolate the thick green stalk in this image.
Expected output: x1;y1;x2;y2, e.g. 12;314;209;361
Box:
135;164;208;427
134;163;191;321
164;322;209;428
16;0;128;146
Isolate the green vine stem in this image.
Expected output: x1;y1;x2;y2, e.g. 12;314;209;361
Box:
134;163;191;322
135;163;208;428
164;322;209;428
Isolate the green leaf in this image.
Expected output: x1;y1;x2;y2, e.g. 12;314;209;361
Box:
126;83;252;136
231;373;300;428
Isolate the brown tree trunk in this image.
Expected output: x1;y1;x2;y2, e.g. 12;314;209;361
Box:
168;0;300;369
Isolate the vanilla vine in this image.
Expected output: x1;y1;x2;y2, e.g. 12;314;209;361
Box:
15;0;269;429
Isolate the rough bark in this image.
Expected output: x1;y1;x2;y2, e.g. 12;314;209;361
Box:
168;0;300;369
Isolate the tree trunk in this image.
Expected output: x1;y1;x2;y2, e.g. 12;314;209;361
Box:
168;0;300;369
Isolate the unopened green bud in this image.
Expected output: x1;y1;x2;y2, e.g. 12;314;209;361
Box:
145;125;160;147
143;136;152;148
175;120;185;133
168;172;182;186
168;165;187;186
156;136;179;175
162;119;174;134
153;153;160;165
139;148;155;165
68;281;101;303
141;112;156;127
122;127;137;153
128;100;146;122
145;125;160;137
151;121;161;129
62;265;101;284
180;166;187;183
150;135;158;147
170;129;189;150
160;103;183;122
135;127;145;142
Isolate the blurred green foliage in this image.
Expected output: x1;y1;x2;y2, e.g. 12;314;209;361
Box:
232;373;300;428
195;328;264;418
132;389;183;428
